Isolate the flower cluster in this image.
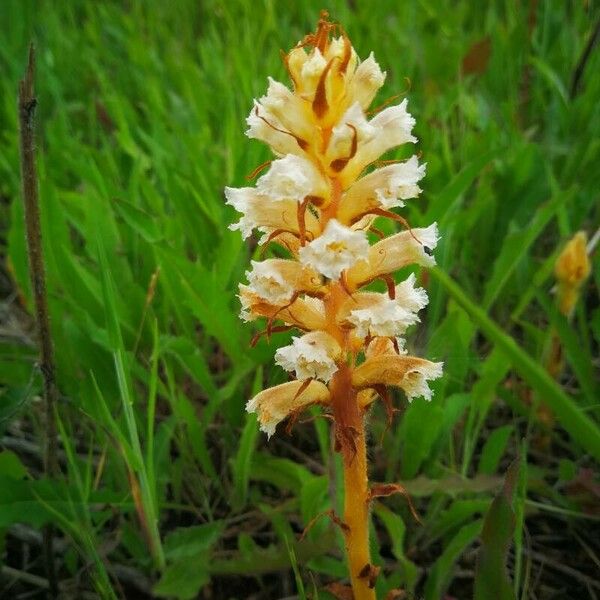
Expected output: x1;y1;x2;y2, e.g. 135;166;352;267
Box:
226;15;442;444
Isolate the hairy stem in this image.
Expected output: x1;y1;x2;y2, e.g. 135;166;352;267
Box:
342;417;374;599
18;44;60;597
330;364;375;599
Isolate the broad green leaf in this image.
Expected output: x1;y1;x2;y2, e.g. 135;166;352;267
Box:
163;521;224;561
153;558;209;600
474;460;519;600
478;425;513;476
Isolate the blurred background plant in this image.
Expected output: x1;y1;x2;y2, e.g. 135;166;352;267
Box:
0;1;598;598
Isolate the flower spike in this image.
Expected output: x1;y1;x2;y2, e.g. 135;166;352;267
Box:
226;13;442;598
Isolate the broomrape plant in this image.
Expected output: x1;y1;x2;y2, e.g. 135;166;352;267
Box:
226;13;442;598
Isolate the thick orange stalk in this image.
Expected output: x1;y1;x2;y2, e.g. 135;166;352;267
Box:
342;419;373;598
329;363;375;599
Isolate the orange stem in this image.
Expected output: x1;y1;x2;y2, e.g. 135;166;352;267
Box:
329;364;375;599
342;416;375;599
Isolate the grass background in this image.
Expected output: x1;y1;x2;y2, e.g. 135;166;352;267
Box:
0;0;599;598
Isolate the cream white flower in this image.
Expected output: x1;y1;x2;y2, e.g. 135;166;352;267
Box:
246;102;304;156
246;259;322;305
347;52;386;110
349;299;419;338
338;156;425;224
401;361;443;401
343;99;417;183
258;78;313;140
246;260;296;305
371;156;426;208
299;218;369;279
238;285;327;330
246;379;330;437
225;186;320;241
275;331;341;382
346;223;439;288
256;154;326;202
352;354;443;401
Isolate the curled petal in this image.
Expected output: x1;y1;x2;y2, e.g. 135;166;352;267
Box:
299;219;370;280
342;99;417;184
346;224;439;290
352;355;443;401
246;380;331;437
246;102;305;156
347;52;387;110
275;331;342;382
259;78;313;141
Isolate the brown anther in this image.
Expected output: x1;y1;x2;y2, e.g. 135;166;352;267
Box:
284;401;311;435
367;78;411;116
314;10;334;52
339;271;354;297
358;563;381;589
260;228;314;256
373;158;403;168
245;159;272;180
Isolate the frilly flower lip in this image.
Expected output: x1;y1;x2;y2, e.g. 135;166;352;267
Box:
246;379;330;438
256;154;328;203
299;218;369;280
341;273;429;339
275;331;342;383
